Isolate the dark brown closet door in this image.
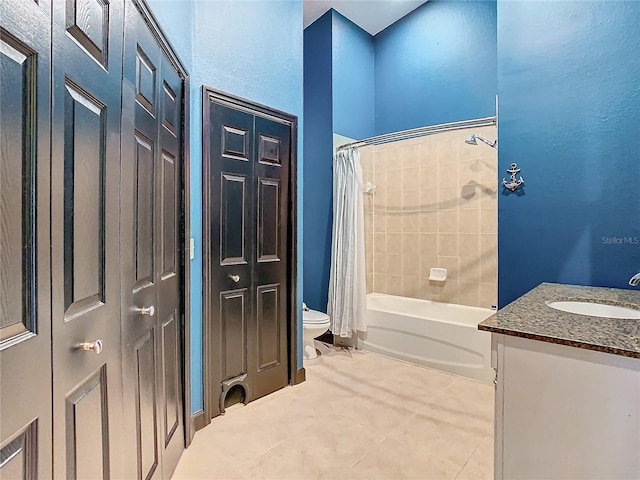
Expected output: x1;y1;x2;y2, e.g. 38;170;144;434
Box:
206;98;291;414
250;116;290;400
207;103;255;416
50;0;126;478
120;2;185;479
0;1;52;478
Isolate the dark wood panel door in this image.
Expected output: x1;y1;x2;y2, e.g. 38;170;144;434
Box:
50;0;126;478
205;97;291;415
207;104;255;416
250;117;290;400
121;2;185;479
0;1;52;478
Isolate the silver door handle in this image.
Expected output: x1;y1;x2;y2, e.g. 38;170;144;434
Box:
136;305;155;317
80;340;103;354
228;274;240;283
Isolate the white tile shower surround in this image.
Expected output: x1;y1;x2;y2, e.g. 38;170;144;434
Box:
173;346;494;480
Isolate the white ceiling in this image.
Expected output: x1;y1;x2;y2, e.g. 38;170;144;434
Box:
303;0;428;36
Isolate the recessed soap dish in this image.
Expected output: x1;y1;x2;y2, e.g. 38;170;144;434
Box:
429;268;447;282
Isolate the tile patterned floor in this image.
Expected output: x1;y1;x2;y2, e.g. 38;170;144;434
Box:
173;344;494;480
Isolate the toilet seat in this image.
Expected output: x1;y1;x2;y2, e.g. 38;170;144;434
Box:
303;309;330;325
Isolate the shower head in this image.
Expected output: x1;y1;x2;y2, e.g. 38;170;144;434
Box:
465;134;497;148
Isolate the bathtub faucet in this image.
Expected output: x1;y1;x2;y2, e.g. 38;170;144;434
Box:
630;272;640;287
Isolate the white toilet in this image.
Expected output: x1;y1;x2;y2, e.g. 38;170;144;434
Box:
302;304;331;359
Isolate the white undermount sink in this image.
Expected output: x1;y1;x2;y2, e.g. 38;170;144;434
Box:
546;300;640;319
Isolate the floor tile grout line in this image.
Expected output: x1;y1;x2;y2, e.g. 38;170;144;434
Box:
349;451;369;469
241;438;288;468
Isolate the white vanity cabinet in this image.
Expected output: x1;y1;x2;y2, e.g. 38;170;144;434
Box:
492;334;640;480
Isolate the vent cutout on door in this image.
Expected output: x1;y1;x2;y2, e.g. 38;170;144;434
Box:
219;374;249;414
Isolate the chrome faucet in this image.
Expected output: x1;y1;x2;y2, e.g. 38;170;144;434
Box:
630;273;640;287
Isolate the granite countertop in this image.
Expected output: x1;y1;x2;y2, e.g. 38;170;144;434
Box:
478;283;640;359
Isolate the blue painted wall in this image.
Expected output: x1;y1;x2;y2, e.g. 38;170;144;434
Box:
374;0;497;135
303;12;333;311
150;0;304;414
303;10;375;312
147;0;193;65
332;10;375;140
497;0;640;306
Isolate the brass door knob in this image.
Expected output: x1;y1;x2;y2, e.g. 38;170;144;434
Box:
228;274;240;283
80;340;103;354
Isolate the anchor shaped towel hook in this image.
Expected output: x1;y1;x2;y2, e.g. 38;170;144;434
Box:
502;163;524;192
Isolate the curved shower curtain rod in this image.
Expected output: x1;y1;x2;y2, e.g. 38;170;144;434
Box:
336;116;497;152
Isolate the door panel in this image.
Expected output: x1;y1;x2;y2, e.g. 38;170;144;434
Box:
134;331;159;480
222;125;251;160
65;0;109;67
221;290;248;381
135;47;157;115
121;2;185;479
256;284;281;370
65;367;110;480
0;0;52;477
257;178;281;262
63;81;106;316
161;152;177;277
221;173;248;264
0;422;37;480
51;0;125;477
162;82;178;136
134;132;156;289
0;33;31;332
161;312;180;445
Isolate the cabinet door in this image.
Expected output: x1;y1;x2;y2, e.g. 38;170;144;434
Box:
500;335;640;479
492;334;503;480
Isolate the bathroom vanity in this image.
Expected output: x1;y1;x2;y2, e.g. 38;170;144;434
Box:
479;283;640;480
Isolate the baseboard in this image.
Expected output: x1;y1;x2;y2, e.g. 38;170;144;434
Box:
293;367;306;385
192;410;207;432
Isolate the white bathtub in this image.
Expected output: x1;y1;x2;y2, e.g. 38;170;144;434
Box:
360;293;495;384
